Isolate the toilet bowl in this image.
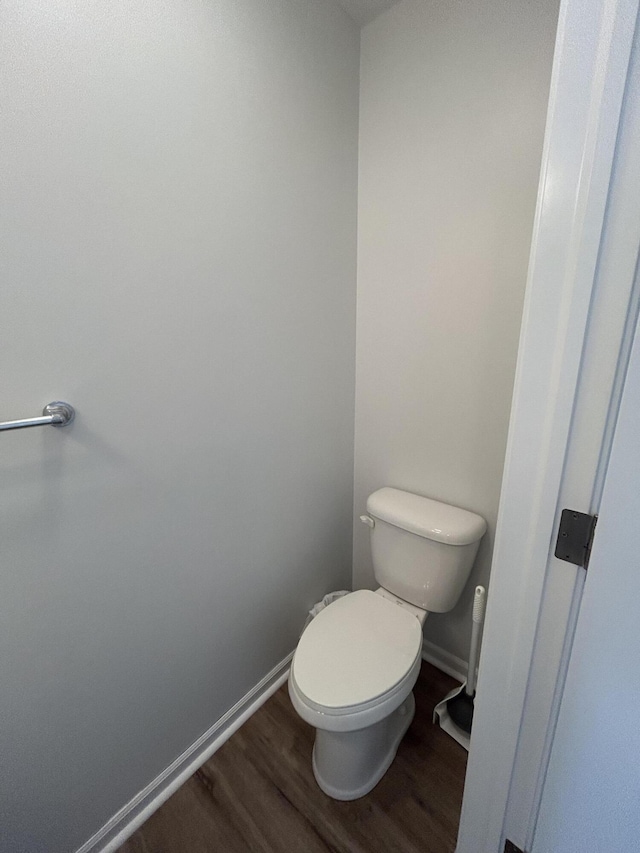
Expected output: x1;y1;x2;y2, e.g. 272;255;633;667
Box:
288;588;425;800
288;487;486;800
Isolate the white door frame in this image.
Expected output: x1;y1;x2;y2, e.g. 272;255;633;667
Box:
456;0;640;850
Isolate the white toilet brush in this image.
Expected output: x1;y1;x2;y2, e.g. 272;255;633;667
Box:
433;585;487;749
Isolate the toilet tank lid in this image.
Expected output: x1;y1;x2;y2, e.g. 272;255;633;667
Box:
366;487;486;546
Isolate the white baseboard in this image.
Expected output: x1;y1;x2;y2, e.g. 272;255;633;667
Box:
75;641;463;853
75;652;293;853
422;639;468;684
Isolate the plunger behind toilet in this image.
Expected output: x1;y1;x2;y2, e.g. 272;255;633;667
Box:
447;585;486;734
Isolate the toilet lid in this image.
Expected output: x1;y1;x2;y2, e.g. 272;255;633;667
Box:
292;590;423;710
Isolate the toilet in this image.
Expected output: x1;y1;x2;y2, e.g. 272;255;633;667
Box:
288;486;486;801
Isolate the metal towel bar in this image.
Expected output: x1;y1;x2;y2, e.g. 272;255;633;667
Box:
0;402;75;431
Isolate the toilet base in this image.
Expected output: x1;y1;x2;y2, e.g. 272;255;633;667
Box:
311;692;415;801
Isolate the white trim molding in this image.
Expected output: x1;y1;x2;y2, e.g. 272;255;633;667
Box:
456;0;640;850
422;639;467;684
75;653;293;853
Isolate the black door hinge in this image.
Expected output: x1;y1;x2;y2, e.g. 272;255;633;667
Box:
554;509;597;570
504;840;527;853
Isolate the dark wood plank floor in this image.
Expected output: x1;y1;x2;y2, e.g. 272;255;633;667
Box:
118;662;467;853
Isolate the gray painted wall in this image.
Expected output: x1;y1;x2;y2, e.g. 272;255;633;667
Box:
335;0;400;25
0;2;358;851
353;0;559;661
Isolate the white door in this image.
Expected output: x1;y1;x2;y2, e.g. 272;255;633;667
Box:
457;0;640;847
531;305;640;850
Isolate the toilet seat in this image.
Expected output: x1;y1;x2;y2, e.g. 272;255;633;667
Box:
289;590;423;732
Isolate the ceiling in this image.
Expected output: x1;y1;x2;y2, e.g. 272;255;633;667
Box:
334;0;399;26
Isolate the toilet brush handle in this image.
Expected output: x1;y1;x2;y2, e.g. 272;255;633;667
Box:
465;586;486;696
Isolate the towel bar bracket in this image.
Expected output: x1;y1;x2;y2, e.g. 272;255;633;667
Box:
0;401;76;432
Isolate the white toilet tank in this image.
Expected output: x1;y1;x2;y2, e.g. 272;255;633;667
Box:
366;487;486;612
